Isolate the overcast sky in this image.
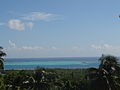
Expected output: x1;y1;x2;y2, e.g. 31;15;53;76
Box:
1;0;120;58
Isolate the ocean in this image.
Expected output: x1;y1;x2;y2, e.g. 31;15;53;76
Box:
4;57;101;70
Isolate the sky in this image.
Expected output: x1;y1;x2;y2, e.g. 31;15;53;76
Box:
1;0;120;58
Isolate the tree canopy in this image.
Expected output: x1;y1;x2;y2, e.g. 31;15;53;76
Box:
0;46;6;70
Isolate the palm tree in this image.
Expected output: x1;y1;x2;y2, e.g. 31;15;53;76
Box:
99;55;120;90
87;67;108;90
88;54;120;90
0;46;6;72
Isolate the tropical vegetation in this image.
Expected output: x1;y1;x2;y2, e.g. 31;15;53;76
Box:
0;46;6;72
0;47;120;90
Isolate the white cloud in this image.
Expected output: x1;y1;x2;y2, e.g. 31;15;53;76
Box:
8;19;25;31
91;44;120;50
8;40;16;48
104;44;113;49
7;19;34;31
90;44;120;56
0;12;59;31
22;12;58;21
22;46;44;50
91;44;102;50
8;40;44;51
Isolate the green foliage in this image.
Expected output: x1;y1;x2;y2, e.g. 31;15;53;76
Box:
0;46;6;71
0;68;88;90
0;54;119;90
88;54;120;90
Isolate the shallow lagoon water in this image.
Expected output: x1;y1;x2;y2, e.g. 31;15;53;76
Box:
4;57;100;70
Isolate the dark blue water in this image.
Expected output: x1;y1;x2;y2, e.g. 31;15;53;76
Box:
4;57;100;70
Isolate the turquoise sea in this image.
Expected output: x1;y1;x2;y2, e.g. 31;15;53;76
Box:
4;57;100;70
